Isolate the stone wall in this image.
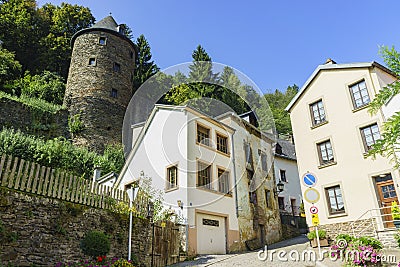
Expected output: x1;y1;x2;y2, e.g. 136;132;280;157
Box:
0;189;152;266
0;98;70;139
315;219;376;241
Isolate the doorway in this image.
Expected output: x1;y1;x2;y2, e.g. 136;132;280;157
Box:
375;173;398;228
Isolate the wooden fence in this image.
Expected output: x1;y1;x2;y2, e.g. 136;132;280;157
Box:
0;154;131;209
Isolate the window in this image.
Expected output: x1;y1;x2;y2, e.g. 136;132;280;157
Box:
247;169;254;180
218;169;230;194
349;80;370;109
203;219;219;227
249;191;257;204
88;58;96;66
216;134;228;154
360;124;381;151
317;140;335;165
280;169;287;182
278;197;285;210
113;62;121;72
166;165;178;190
325;185;345;215
197;161;211;189
130;51;134;59
99;37;107;45
309;100;326;126
265;189;271;208
260;152;268;172
197;124;210;146
110;89;118;98
244;143;253;166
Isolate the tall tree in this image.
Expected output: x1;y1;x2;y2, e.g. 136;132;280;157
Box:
39;3;95;78
0;48;22;91
264;84;299;135
368;46;400;167
0;0;46;72
133;34;159;93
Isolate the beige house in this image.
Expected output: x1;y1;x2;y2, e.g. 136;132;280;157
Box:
116;105;282;255
286;59;400;239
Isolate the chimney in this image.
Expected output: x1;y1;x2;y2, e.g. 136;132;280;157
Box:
325;58;337;65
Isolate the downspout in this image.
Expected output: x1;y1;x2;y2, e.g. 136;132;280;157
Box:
231;131;239;217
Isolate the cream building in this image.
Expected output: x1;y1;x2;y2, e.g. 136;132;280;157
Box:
115;105;282;255
286;60;400;238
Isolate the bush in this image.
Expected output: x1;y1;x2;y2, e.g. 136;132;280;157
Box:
0;128;125;179
307;229;326;240
335;233;355;244
80;231;110;258
357;236;383;250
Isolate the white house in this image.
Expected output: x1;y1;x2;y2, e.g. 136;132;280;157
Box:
274;138;302;216
115;104;282;255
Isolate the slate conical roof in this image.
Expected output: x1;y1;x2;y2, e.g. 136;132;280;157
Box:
91;15;119;32
70;15;137;53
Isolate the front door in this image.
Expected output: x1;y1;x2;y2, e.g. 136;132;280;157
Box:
375;174;398;228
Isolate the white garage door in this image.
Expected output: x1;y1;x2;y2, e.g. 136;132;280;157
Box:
196;213;226;254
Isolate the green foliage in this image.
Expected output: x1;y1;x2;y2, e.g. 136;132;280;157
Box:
0;91;64;114
356;236;383;250
0;48;22;90
264;85;298;135
112;259;136;267
68;113;85;134
394;231;400;248
335;233;355;244
14;71;66;104
307;229;327;240
391;201;400;220
0;128;125;179
133;34;159;92
0;0;94;78
368;46;400;168
80;230;110;258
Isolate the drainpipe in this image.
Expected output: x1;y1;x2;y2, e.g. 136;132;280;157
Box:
231;131;239;217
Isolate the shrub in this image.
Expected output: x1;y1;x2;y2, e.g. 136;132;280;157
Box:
357;236;383;250
391;201;400;220
335;233;355;244
80;231;110;258
68;113;85;135
112;259;136;267
307;229;327;240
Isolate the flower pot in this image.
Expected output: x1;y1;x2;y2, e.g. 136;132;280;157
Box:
310;238;329;248
393;220;400;229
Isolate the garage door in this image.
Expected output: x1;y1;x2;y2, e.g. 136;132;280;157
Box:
196;213;226;254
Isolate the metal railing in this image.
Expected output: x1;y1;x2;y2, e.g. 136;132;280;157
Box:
350;204;399;238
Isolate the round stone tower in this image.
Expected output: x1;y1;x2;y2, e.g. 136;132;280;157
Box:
64;16;137;153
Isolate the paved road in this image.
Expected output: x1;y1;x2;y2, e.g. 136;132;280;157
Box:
171;235;320;267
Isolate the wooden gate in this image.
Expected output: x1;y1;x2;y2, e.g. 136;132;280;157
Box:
150;221;181;267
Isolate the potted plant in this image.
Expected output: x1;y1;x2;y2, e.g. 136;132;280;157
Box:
307;229;329;247
391;201;400;228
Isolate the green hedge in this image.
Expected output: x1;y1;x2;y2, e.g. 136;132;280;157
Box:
0;128;125;179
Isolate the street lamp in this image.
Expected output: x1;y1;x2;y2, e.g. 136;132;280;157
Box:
274;180;285;196
126;180;140;261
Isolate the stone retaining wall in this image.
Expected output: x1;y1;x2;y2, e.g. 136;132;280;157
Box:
0;188;152;266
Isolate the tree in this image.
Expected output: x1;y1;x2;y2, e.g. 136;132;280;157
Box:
264;85;299;135
133;34;159;93
39;3;95;78
0;48;22;91
368;46;400;167
0;0;46;72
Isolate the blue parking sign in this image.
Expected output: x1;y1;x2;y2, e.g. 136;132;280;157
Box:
302;173;317;187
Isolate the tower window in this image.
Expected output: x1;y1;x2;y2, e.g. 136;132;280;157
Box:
99;37;107;45
88;58;96;66
113;62;121;72
130;51;134;59
110;89;118;98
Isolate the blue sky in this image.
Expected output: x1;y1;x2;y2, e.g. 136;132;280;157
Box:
40;0;400;94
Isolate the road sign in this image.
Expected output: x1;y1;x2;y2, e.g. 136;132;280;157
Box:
312;214;320;226
310;206;318;214
302;173;317;187
304;188;320;203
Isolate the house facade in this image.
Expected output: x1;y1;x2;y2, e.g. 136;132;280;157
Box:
274;139;302;217
286;60;400;237
116;105;282;255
